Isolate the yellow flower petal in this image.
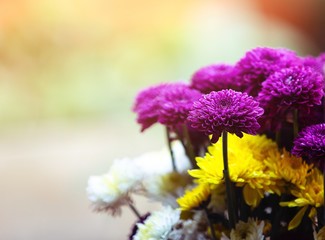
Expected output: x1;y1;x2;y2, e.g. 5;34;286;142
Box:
288;205;308;230
189;134;281;206
308;207;317;224
177;183;211;211
243;184;261;207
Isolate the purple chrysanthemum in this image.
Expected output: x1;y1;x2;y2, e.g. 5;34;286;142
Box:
235;47;298;96
158;84;202;127
301;55;325;75
133;83;171;131
190;64;239;94
318;52;325;64
133;82;202;131
187;89;264;143
257;66;324;132
292;124;325;168
317;52;325;76
258;66;324;109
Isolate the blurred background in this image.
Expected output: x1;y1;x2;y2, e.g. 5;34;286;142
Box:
0;0;324;239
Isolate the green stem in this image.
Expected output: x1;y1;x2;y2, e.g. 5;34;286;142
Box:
222;131;237;228
293;108;299;139
128;203;142;220
166;127;177;172
239;188;250;222
204;208;217;240
182;124;197;168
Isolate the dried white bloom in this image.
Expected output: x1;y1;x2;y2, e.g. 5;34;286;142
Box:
86;158;143;215
133;206;180;240
168;211;209;240
134;141;191;176
143;171;192;207
314;225;325;240
221;218;265;240
86;141;190;215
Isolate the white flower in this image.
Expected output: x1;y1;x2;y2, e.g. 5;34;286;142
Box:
133;206;180;240
142;171;192;207
86;158;143;215
221;218;265;240
314;225;325;240
134;141;191;176
86;141;190;215
168;211;209;240
136;141;192;207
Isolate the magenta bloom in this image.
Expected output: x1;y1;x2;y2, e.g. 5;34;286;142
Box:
158;84;202;127
133;82;201;131
292;124;325;168
301;56;324;75
317;52;325;75
133;83;170;131
187;89;264;143
257;66;324;131
235;47;298;96
258;66;324;109
318;52;325;64
190;64;239;94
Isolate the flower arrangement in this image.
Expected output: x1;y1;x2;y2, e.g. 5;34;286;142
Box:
87;47;325;240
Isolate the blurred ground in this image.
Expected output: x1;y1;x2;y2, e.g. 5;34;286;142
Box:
0;0;322;239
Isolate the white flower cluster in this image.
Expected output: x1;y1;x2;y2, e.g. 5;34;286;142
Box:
168;211;209;240
86;158;143;214
143;166;194;208
221;218;265;240
132;209;209;240
86;141;191;214
133;206;181;240
134;141;191;176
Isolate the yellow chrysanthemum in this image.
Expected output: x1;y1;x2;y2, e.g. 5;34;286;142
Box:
177;183;211;211
264;149;313;190
280;168;324;230
188;134;280;207
239;133;278;162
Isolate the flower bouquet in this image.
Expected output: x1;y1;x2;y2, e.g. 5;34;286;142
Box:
87;47;325;240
